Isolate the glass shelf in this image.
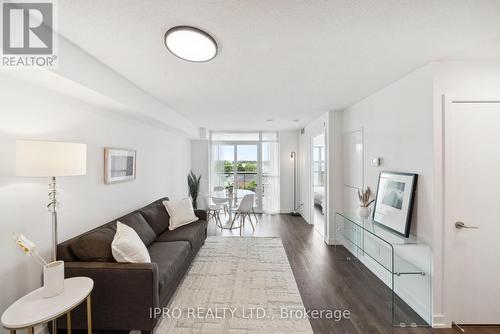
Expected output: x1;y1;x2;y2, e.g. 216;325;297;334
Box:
336;212;432;327
336;212;429;276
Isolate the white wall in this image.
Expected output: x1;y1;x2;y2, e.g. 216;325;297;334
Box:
340;64;434;323
190;139;210;198
0;73;191;324
279;130;299;212
342;64;434;242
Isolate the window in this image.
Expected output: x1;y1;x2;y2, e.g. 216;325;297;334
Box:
313;145;325;186
210;131;280;213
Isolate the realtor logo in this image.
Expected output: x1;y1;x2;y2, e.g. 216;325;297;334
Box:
1;0;57;67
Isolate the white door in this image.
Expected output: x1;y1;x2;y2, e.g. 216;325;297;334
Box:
444;98;500;325
311;133;326;237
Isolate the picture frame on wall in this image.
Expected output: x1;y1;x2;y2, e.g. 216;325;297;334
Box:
104;148;136;184
373;171;418;238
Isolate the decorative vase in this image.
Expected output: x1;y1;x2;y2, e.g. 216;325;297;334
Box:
357;206;371;219
43;260;64;298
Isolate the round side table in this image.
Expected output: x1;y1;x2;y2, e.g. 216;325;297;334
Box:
1;277;94;334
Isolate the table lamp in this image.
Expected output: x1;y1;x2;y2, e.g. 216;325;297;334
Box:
16;140;87;261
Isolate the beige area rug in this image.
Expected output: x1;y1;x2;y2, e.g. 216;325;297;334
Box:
155;236;313;334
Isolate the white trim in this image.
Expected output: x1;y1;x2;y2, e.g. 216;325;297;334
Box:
432;93;446;327
325;237;341;245
310;131;327;239
440;95;500;327
432;315;447;328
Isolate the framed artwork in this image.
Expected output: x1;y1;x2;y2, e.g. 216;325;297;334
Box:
104;148;136;184
373;171;417;237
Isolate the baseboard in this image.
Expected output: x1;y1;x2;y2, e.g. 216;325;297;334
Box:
325;237;341;245
432;315;448;328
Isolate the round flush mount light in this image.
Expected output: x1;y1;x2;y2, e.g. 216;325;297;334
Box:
164;26;218;62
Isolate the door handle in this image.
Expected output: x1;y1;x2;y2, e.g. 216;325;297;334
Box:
455;221;479;229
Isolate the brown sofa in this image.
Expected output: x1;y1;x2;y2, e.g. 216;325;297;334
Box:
57;197;208;333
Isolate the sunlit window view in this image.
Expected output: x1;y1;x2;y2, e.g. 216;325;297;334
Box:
210;132;279;213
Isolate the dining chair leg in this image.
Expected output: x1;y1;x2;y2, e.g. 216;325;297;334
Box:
252;208;259;223
249;213;255;231
240;215;246;236
230;213;239;229
216;210;222;228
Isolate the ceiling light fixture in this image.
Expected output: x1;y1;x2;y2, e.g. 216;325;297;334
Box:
164;26;218;62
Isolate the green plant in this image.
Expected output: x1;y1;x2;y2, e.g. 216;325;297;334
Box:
187;171;202;209
244;180;257;191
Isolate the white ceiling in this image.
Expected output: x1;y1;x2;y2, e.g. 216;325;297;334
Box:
57;0;500;131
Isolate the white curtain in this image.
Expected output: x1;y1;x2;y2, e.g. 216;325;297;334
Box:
262;141;280;213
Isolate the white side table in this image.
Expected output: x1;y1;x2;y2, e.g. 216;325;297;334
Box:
1;277;94;334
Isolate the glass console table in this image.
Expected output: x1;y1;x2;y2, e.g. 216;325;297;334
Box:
336;212;432;327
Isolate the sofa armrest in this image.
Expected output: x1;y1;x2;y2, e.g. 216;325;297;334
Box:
194;209;208;221
62;261;159;331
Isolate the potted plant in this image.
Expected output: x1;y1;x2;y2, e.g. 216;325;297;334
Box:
357;187;375;219
187;171;201;209
225;182;234;196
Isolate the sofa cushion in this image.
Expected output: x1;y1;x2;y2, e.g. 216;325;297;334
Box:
71;225;117;262
140;203;170;235
148;241;190;293
156;220;207;250
118;212;156;247
162;198;198;231
112;222;151;263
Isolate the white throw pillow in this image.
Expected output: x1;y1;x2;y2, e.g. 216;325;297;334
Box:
111;222;151;263
163;198;199;230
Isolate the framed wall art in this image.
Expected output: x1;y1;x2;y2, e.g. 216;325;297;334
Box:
104;148;136;184
373;171;417;237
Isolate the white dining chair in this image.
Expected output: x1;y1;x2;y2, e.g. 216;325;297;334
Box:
198;193;221;227
212;186;230;215
230;193;255;235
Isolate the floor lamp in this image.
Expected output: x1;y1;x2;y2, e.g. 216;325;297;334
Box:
16;140;87;261
16;140;86;334
290;151;301;216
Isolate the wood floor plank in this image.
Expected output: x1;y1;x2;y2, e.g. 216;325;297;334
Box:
207;213;500;334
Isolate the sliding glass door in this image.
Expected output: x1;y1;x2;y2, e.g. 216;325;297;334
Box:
210;132;279;213
211;144;235;190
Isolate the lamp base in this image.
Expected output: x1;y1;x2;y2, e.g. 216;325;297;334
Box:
289;211;301;217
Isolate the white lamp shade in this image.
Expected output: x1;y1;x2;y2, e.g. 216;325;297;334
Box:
16;140;87;177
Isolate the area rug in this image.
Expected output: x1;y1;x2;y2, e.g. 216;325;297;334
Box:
155;236;313;334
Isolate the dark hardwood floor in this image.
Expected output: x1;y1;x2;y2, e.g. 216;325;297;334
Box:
207;213;499;334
